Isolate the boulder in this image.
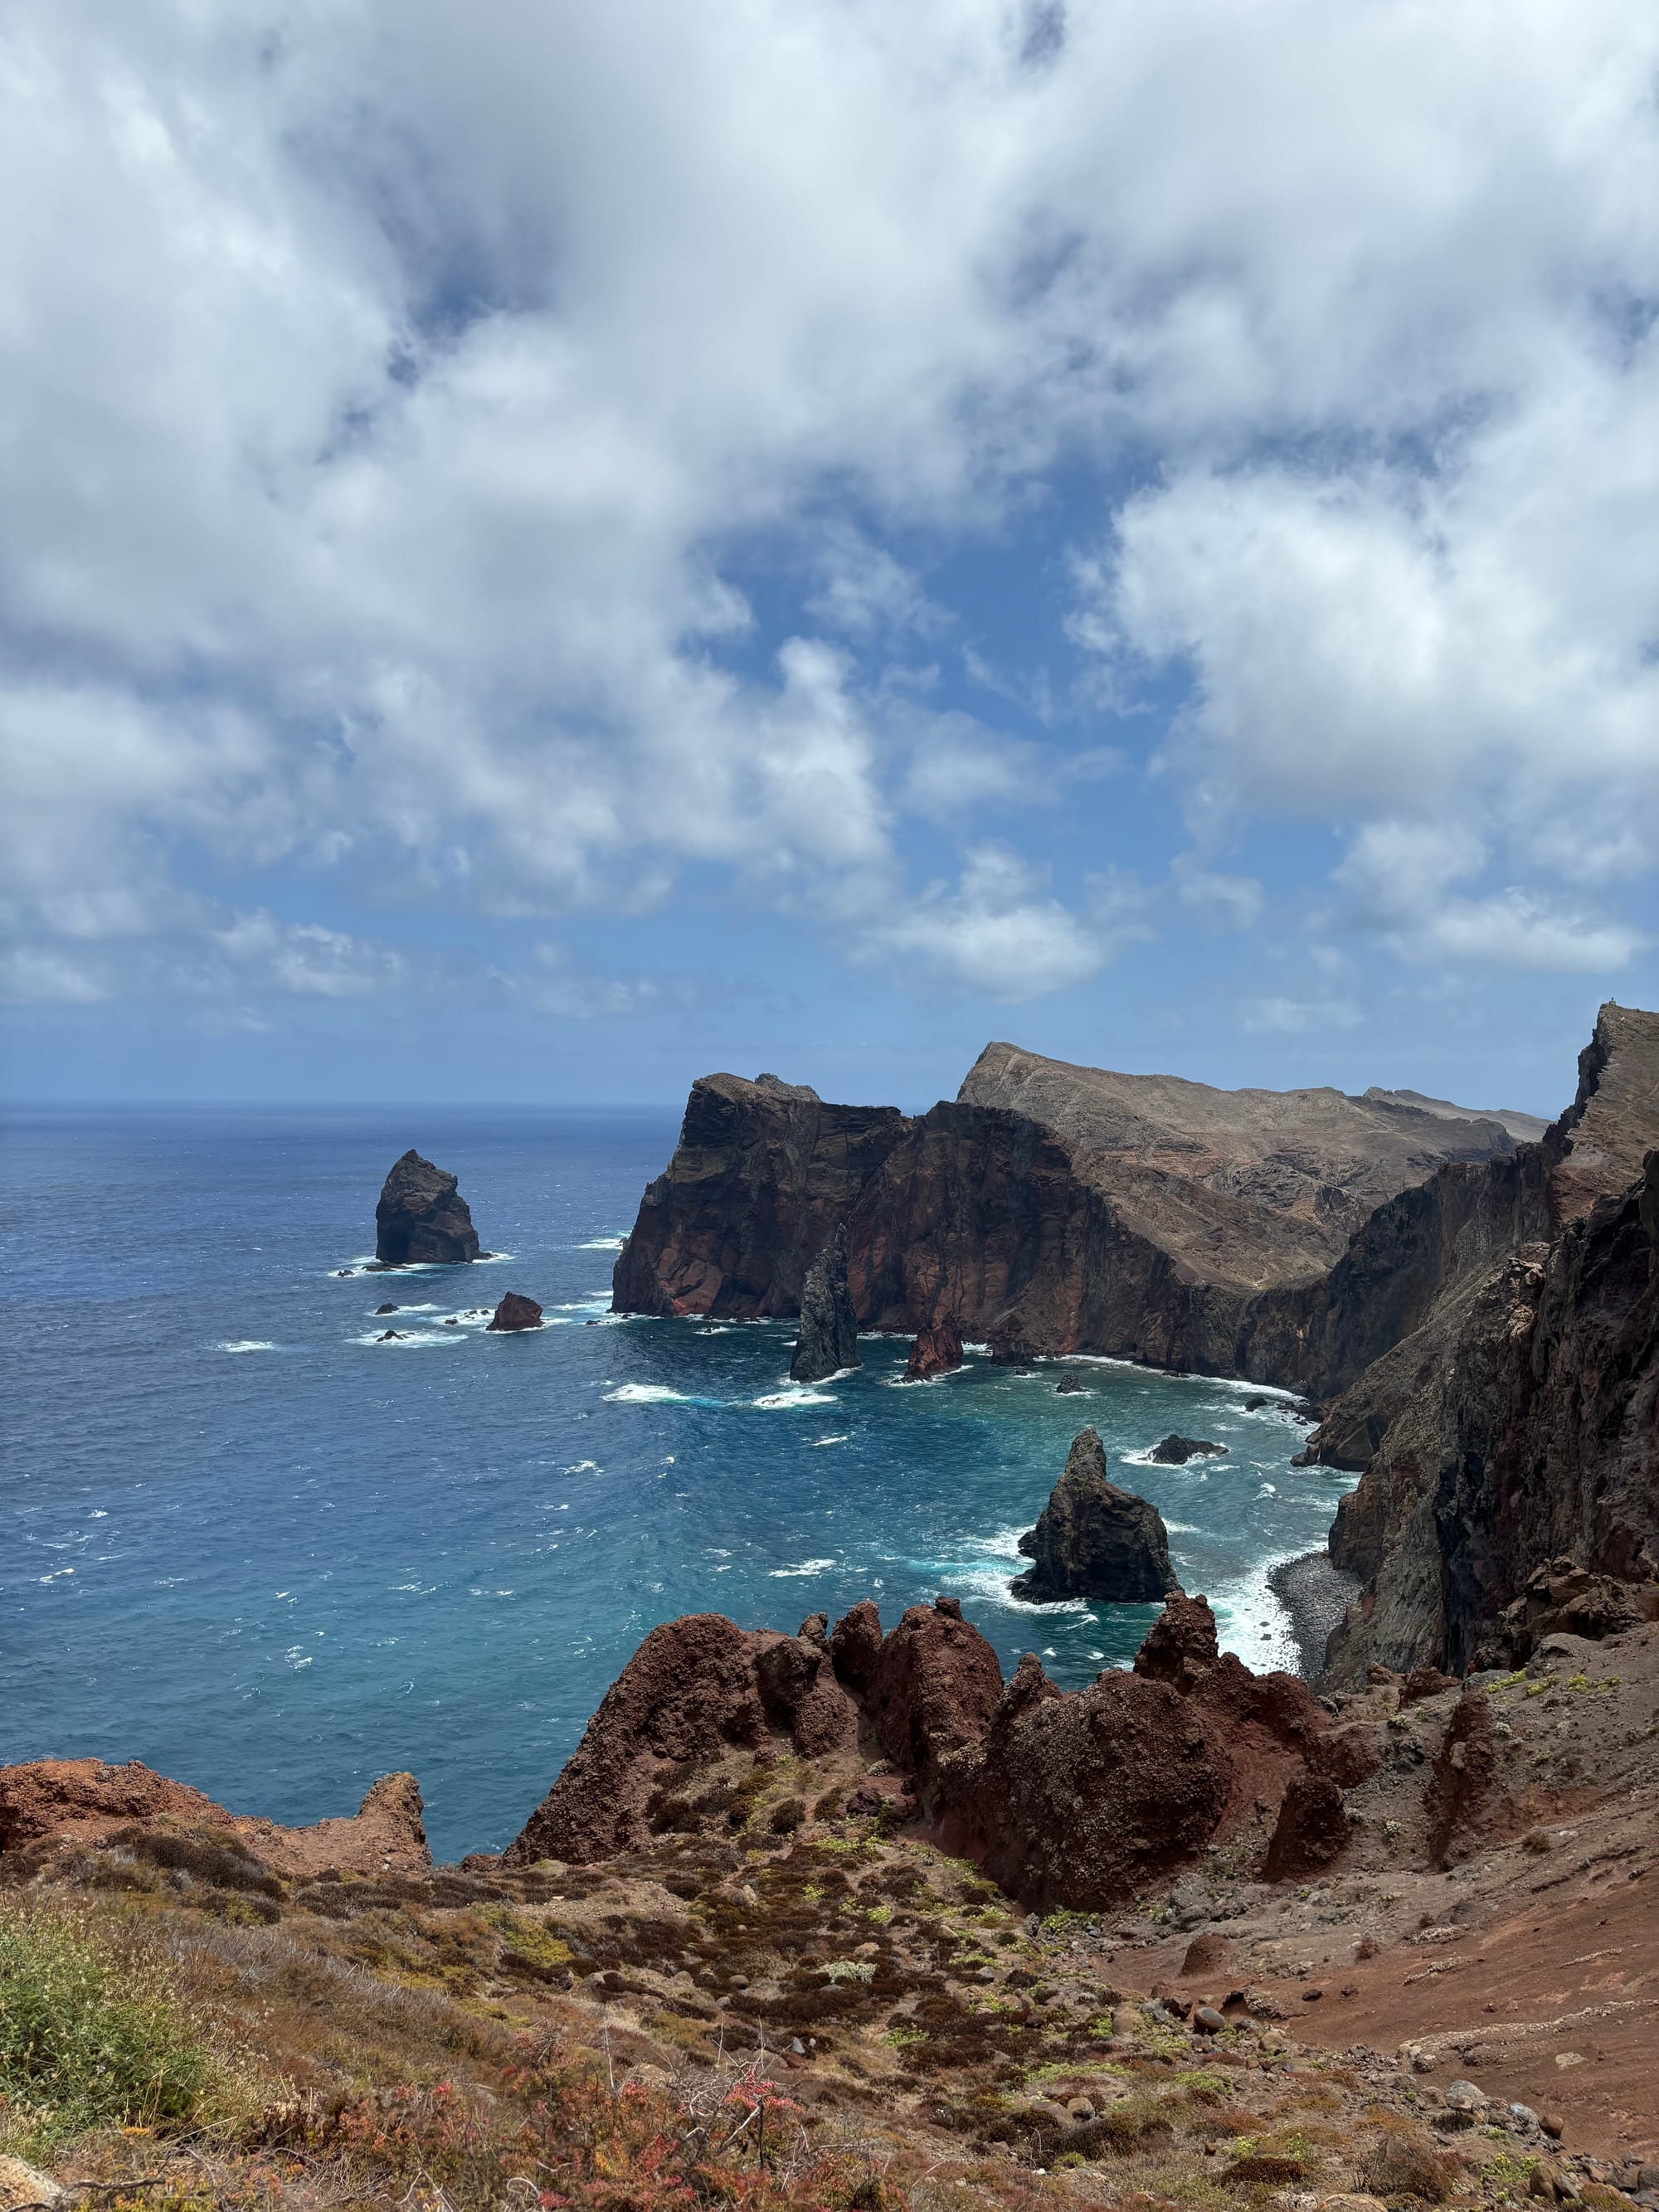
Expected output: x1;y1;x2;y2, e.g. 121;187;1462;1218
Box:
906;1315;963;1380
374;1150;480;1265
1262;1772;1350;1880
487;1292;544;1332
790;1223;861;1383
1011;1428;1180;1603
1148;1435;1228;1464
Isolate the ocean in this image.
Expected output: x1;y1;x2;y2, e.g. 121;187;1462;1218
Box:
1;1106;1357;1862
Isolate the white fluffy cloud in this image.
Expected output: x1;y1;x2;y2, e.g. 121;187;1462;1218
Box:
2;0;1655;1015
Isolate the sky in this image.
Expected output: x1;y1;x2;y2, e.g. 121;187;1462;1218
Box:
2;0;1657;1116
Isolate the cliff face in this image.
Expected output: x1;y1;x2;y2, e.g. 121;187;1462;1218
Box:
613;1047;1519;1377
610;1073;909;1319
1320;1006;1659;1681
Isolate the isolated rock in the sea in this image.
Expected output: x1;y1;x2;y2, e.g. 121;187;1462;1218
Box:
790;1222;860;1383
1054;1370;1086;1393
1011;1427;1180;1603
906;1314;963;1380
1149;1434;1228;1464
0;1757;429;1876
487;1292;544;1332
377;1329;404;1341
376;1303;398;1315
504;1612;858;1864
374;1150;480;1265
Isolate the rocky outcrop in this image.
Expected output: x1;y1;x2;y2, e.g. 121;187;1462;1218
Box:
1148;1434;1227;1464
790;1223;860;1383
1423;1690;1501;1867
503;1613;858;1864
1010;1427;1180;1603
1491;1558;1659;1665
613;1047;1520;1374
375;1150;480;1265
1319;1009;1659;1683
487;1292;543;1331
927;1592;1329;1908
906;1315;963;1380
0;1758;430;1876
859;1596;1005;1783
1262;1772;1350;1880
506;1588;1337;1909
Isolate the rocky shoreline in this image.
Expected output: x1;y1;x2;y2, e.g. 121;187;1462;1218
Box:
1267;1548;1362;1679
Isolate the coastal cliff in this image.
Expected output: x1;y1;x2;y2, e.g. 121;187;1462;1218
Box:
1313;1004;1659;1680
613;1044;1520;1378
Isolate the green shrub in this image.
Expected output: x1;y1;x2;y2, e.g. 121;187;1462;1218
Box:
0;1904;216;2154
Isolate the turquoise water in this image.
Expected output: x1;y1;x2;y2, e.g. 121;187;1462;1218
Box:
1;1107;1355;1861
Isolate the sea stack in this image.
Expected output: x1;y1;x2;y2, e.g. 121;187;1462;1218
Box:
1012;1427;1180;1604
374;1150;480;1265
487;1292;543;1332
906;1314;963;1380
790;1223;860;1383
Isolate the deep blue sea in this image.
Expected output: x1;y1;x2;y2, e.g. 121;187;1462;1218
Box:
1;1107;1357;1862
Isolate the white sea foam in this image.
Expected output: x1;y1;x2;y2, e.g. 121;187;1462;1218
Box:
353;1329;459;1349
603;1383;693;1403
1257;1482;1279;1500
564;1460;599;1473
576;1236;626;1250
812;1434;850;1446
751;1387;835;1409
768;1558;837;1578
220;1340;277;1354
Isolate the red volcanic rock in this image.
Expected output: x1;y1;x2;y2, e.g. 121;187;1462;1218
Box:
0;1758;429;1876
1306;1721;1384;1789
931;1652;1230;1911
926;1592;1335;1909
863;1597;1005;1782
829;1598;883;1698
487;1292;544;1331
1423;1689;1501;1868
504;1612;858;1864
1263;1773;1350;1881
907;1315;964;1380
1401;1666;1458;1704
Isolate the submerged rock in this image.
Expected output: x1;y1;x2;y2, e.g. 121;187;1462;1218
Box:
906;1315;963;1380
487;1292;544;1332
374;1150;480;1265
1149;1434;1228;1464
1011;1427;1180;1603
790;1222;860;1383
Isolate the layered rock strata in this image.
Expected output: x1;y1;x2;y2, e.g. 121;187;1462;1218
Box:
375;1150;481;1264
790;1223;860;1383
1010;1427;1179;1603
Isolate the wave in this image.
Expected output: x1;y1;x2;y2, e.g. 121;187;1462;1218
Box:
220;1340;276;1354
751;1387;836;1409
601;1382;723;1407
353;1330;460;1349
576;1236;626;1250
811;1434;850;1446
767;1558;837;1578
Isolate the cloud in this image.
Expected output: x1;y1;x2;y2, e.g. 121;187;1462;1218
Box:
1336;822;1649;972
1238;995;1362;1035
2;0;1657;1022
1172;856;1263;932
866;845;1137;999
